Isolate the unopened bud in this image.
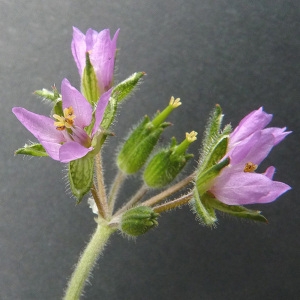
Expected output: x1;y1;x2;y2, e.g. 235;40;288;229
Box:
121;206;159;236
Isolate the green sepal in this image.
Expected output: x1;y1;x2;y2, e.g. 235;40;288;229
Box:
101;72;145;130
143;137;194;188
34;86;61;103
15;143;48;157
81;52;100;105
196;157;230;195
117;116;170;174
68;155;94;203
207;195;268;223
191;189;217;227
51;99;63;116
121;206;159;236
198;105;232;174
111;72;145;103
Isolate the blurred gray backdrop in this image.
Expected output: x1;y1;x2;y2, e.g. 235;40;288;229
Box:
1;0;299;299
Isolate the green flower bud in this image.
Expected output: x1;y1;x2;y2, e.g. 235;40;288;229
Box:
143;131;197;188
121;206;159;236
117;97;182;174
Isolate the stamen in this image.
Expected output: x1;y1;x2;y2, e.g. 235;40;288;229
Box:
244;162;258;173
53;106;76;130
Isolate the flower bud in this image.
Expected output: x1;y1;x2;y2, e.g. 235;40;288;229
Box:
117;97;182;174
121;206;159;236
143;131;197;188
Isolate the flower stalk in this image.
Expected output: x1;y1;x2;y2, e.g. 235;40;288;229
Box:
63;220;116;300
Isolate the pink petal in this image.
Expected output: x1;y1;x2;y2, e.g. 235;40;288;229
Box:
71;27;87;76
92;88;112;135
211;171;291;205
263;166;276;179
230;107;273;146
59;141;92;163
90;29;119;93
262;127;292;145
12;107;64;143
61;78;93;128
85;28;98;51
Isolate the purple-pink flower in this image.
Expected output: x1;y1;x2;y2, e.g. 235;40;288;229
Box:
71;27;119;95
209;107;291;205
12;78;111;163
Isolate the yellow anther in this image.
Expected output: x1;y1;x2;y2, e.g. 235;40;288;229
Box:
169;96;182;108
186;131;198;142
244;162;258;173
53;106;76;130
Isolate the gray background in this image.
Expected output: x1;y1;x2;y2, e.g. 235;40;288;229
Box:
1;0;299;299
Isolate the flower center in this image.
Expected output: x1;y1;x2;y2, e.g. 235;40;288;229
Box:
244;162;258;173
53;107;76;131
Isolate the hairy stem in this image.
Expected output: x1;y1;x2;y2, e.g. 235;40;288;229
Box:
95;152;109;219
153;192;193;213
115;184;148;216
141;173;195;208
63;221;115;300
108;170;126;215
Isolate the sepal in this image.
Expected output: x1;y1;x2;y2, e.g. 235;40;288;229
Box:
34;86;61;102
196;157;230;195
81;52;100;104
190;189;217;227
207;195;268;223
101;72;145;130
15;143;48;157
68;155;94;203
120;206;159;236
198;104;231;174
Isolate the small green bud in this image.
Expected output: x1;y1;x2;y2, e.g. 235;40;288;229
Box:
117;96;182;174
68;155;94;203
15;143;48;157
81;52;100;104
143;131;197;188
121;206;159;236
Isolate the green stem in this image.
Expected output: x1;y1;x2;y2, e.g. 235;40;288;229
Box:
63;221;115;300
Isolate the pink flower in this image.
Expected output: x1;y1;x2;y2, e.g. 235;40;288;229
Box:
12;78;111;163
209;108;291;205
71;27;119;95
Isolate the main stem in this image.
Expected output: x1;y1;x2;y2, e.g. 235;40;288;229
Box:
63;221;115;300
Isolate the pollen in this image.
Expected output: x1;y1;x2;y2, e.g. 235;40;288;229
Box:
244;162;258;173
53;106;76;130
169;96;182;108
186;131;198;142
